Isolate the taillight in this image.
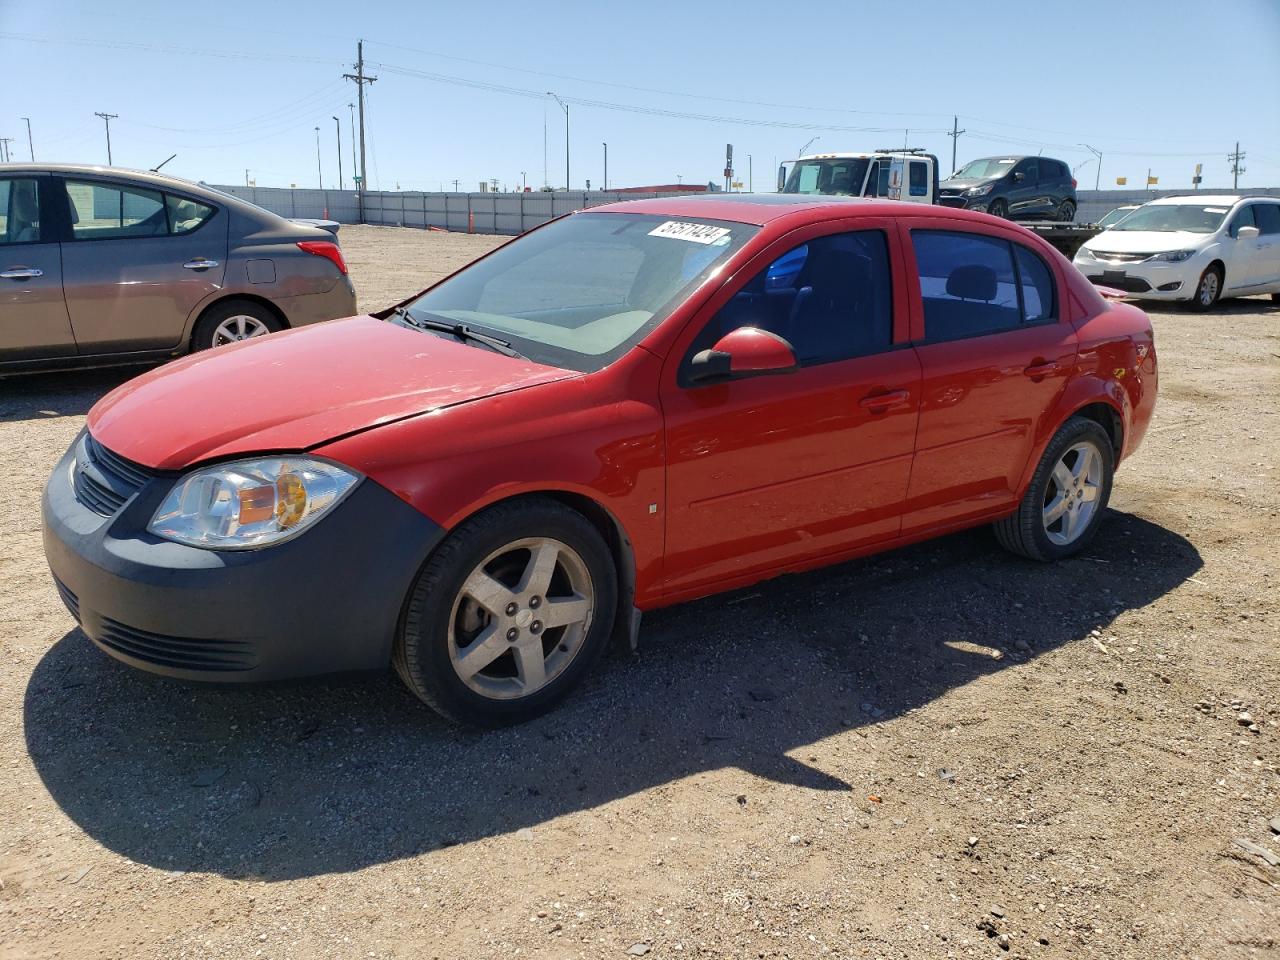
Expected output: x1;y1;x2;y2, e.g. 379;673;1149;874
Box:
1071;178;1078;189
297;240;348;275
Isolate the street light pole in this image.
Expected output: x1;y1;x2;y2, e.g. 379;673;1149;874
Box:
798;136;819;157
314;126;323;189
347;104;357;188
547;92;569;190
20;117;33;161
333;117;343;192
603;142;608;191
748;154;753;193
1080;143;1103;192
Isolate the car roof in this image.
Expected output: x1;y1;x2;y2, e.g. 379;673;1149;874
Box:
1147;194;1248;206
577;193;999;227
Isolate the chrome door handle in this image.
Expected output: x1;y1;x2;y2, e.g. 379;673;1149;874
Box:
859;389;912;410
0;266;43;280
1024;361;1060;379
182;258;219;270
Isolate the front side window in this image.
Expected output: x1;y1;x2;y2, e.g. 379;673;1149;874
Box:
1229;205;1256;236
1253;203;1280;235
407;212;757;372
686;230;893;369
0;178;41;244
65;180;167;240
912;231;1022;340
909;161;929;197
1013;158;1038;182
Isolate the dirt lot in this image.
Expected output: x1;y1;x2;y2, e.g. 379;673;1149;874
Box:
1;224;1278;960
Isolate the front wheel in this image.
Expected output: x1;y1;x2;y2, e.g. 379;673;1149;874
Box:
1185;265;1222;312
987;199;1009;219
994;417;1114;562
394;498;617;726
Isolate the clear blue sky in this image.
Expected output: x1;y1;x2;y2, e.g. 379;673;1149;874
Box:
4;0;1279;193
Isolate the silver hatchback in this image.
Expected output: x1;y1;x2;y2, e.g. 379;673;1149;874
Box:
0;164;357;374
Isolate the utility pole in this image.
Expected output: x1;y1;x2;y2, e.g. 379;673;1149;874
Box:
547;92;569;190
20;117;33;161
748;154;753;193
521;170;527;191
602;142;607;191
1228;142;1246;188
451;179;459;192
314;126;323;189
1080;143;1103;192
245;168;250;186
0;139;12;163
333;117;343;192
344;41;377;219
347;103;357;188
947;116;965;174
94;112;118;165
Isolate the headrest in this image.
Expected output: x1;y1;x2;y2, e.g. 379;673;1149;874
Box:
946;264;997;301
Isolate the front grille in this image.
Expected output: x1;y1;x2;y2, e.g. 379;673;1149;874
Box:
1090;251;1152;264
937;196;967;208
53;577;81;623
97;617;259;672
1088;275;1152;293
72;434;158;516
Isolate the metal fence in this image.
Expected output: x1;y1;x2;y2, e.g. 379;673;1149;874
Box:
211;184;1280;234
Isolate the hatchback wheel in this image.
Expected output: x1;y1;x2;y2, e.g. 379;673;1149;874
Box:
193;299;283;351
1058;199;1076;222
394;498;617;726
1185;266;1222;312
988;199;1009;219
994;417;1114;561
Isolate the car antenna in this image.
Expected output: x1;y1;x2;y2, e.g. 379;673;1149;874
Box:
150;154;177;172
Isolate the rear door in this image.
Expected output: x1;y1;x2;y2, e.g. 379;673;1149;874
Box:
1251;202;1280;288
900;223;1078;533
56;176;228;353
0;174;76;361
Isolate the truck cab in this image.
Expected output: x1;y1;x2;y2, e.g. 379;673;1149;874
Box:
777;150;940;204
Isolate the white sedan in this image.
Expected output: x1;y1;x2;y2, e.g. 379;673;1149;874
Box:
1073;195;1280;310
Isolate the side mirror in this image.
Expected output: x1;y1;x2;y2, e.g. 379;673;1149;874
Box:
1236;225;1260;240
1012;171;1025;183
688;327;797;384
777;165;788;192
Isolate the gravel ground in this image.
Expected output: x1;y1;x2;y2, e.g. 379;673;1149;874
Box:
1;225;1278;960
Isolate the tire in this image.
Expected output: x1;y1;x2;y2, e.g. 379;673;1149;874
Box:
988;199;1009;219
994;416;1114;562
1058;199;1077;223
192;299;283;351
393;497;617;726
1184;265;1222;312
1270;292;1280;303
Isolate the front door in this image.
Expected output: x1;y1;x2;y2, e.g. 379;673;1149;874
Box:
900;225;1078;533
1007;158;1041;217
0;175;75;362
660;225;922;597
57;176;227;354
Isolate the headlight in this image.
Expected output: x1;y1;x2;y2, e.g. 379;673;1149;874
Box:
1151;250;1195;263
965;183;995;196
1075;247;1095;261
149;457;360;550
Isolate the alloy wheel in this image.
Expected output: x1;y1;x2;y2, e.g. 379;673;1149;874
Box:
1198;271;1219;307
1042;441;1103;546
447;537;594;700
211;315;271;346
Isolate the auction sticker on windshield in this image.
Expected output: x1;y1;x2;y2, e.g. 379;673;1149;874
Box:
648;221;732;244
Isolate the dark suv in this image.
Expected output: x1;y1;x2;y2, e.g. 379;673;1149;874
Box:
939;156;1078;222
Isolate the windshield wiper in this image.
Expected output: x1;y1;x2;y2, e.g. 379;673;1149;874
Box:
391;307;526;359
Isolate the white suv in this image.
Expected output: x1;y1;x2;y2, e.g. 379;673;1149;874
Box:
1074;195;1280;311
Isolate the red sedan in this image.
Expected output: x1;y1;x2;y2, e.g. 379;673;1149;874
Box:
42;196;1158;725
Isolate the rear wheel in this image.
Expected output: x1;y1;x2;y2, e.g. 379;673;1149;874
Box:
1058;199;1077;222
988;199;1009;219
1185;265;1222;312
994;417;1114;562
394;498;617;726
192;299;283;351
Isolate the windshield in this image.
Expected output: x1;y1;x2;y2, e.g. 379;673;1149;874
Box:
1097;206;1136;229
405;212;758;372
1112;203;1230;234
953;158;1016;180
782;158;870;196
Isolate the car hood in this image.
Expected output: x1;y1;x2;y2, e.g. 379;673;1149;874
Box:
939;177;993;190
87;316;578;471
1083;230;1209;254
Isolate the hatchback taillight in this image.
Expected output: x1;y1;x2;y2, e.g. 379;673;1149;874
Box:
1071;178;1078;189
297;240;348;275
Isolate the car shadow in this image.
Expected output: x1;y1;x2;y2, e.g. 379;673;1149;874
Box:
24;510;1201;881
1141;294;1279;317
0;368;146;423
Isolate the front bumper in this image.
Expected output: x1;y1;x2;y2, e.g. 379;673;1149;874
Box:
42;433;443;682
1073;254;1201;301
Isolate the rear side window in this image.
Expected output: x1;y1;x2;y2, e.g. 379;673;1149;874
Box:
65;180;167;240
1040;160;1063;180
1254;203;1280;235
0;178;41;244
909;161;929;197
688;230;893;368
912;231;1032;340
166;195;216;234
1014;245;1056;323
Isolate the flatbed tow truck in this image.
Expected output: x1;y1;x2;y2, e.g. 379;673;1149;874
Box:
777;150;1101;257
